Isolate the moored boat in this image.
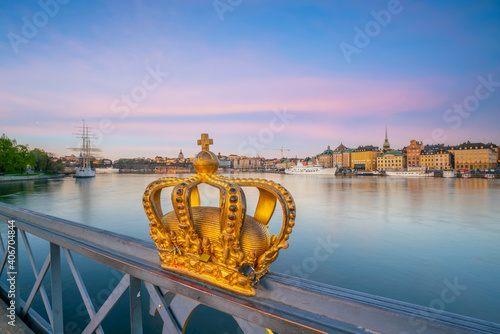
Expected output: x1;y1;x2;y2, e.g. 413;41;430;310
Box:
285;162;336;175
75;121;96;179
386;170;434;177
354;171;382;176
443;170;457;178
485;174;495;179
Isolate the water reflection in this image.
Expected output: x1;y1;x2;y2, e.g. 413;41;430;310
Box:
0;174;499;324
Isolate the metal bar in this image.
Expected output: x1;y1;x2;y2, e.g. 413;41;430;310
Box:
0;230;5;253
63;248;103;334
12;225;20;314
0;231;8;276
1;203;500;334
50;243;64;334
21;254;50;318
129;276;143;334
145;282;181;334
20;230;53;327
82;274;130;334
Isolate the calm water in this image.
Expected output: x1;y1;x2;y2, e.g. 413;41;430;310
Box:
1;173;499;332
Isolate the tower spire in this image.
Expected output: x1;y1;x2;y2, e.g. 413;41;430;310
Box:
383;126;390;152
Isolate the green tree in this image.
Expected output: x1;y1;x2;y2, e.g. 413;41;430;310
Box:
0;134;17;173
31;148;50;173
14;144;36;174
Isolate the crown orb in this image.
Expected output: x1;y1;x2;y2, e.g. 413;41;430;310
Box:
193;151;219;174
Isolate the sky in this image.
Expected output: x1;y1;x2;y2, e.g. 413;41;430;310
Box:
1;0;499;160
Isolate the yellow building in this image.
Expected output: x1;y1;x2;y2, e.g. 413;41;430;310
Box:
420;148;453;170
377;151;406;171
451;142;498;170
351;146;381;171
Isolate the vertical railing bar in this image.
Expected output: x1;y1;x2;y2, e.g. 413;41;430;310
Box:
50;243;63;334
144;282;181;334
81;274;130;334
129;276;143;334
62;248;104;334
0;230;5;253
12;225;20;314
20;230;54;327
20;254;51;318
0;237;9;275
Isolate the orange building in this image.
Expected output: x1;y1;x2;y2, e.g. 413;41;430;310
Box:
406;140;424;168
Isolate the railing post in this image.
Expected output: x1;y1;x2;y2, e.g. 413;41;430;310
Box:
50;243;63;334
129;276;143;334
12;225;20;314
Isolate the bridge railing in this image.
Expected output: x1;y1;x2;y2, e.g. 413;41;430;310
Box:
1;202;499;334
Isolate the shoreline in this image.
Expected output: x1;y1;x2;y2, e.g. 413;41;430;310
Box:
0;174;65;183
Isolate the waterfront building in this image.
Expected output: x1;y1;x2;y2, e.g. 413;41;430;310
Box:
383;127;390;153
351;146;381;171
233;156;264;169
406;140;424;168
377;150;407;171
451;142;498;170
317;146;334;168
421;147;453;170
342;148;354;169
333;143;348;168
276;158;292;170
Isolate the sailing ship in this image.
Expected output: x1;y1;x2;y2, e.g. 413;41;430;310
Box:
75;121;96;178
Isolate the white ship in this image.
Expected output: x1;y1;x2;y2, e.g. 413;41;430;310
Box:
385;170;434;177
285;162;337;175
75;122;96;178
443;170;457;178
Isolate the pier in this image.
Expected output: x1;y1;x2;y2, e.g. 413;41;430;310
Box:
1;202;499;333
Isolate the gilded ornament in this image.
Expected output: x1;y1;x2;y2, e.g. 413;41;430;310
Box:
143;134;296;295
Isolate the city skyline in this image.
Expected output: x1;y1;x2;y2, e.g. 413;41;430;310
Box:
1;1;500;160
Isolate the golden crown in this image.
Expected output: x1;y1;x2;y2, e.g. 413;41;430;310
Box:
143;134;295;295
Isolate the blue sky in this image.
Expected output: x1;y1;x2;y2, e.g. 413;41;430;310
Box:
1;0;499;159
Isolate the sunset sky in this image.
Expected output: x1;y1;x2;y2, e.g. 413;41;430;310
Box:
1;1;499;159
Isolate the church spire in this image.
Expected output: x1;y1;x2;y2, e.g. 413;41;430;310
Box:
383;127;390;152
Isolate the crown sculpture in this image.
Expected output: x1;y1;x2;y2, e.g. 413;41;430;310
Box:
143;134;295;295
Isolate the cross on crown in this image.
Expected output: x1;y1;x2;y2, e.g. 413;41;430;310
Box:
197;133;213;152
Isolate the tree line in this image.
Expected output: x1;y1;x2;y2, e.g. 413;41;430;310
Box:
0;134;65;174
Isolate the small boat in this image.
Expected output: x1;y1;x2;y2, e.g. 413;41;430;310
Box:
462;173;471;179
354;171;382;176
285;162;336;175
386;170;434;177
443;170;457;178
485;174;495;179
